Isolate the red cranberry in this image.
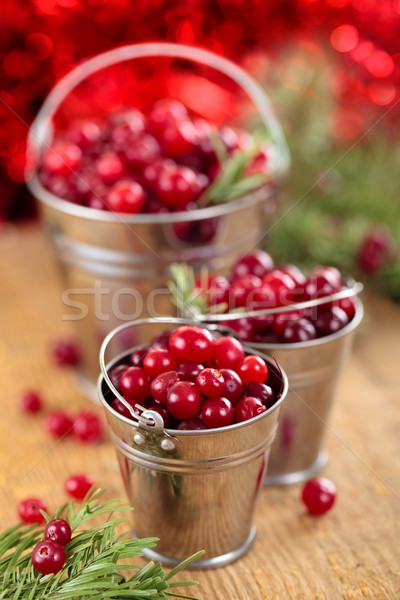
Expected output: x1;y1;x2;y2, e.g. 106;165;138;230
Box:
65;473;94;500
311;266;342;287
235;396;266;423
73;412;103;443
338;294;357;320
273;310;302;336
45;518;72;546
119;366;151;400
147;98;188;135
169;325;214;363
130;346;148;366
177;416;208;430
150;370;180;404
150;330;171;348
233;250;274;279
262;270;296;305
221;317;255;343
143;158;175;189
112;398;134;419
196;367;225;397
159;119;199;159
314;306;349;337
51;339;80;366
301;477;336;515
246;382;275;408
280;318;317;343
279;264;306;286
231;274;262;308
219;368;244;404
147;404;175;428
18;497;47;524
194;274;230;307
166;381;201;420
106;180;146;214
246;288;275;333
143;347;176;378
109;364;129;390
302;273;340;301
125;134;160;169
41;141;82;178
201;396;234;428
245;145;270;175
176;360;204;382
31;540;66;575
66;120;102;151
95;152;125;184
107;110;145;150
44;412;73;438
237;355;269;386
17;390;43;413
212;336;245;370
157;165;200;208
356;227;395;273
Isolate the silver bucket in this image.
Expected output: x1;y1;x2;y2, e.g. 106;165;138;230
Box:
98;318;288;568
26;43;290;391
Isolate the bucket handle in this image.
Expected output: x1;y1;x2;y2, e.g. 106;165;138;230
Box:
27;42;290;174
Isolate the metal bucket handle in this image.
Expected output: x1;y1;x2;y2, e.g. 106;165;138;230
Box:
192;278;364;323
27;42;290;175
99;317;221;449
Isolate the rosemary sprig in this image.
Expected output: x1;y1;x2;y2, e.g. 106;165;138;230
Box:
197;132;273;207
0;489;203;600
168;263;227;319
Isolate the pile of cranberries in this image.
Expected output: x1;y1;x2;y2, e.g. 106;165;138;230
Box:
106;324;280;430
38;98;269;215
191;249;359;344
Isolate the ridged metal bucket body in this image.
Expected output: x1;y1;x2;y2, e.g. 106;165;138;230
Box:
249;301;364;485
26;43;290;390
98;319;288;568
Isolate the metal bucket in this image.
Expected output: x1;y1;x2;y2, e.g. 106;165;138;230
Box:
26;43;290;390
98;318;288;568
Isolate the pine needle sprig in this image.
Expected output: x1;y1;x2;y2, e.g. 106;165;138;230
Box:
0;489;203;600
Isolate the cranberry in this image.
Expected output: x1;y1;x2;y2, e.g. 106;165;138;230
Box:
51;339;80;366
147;98;188;135
130;346;148;366
111;398;134;419
194;274;230;307
147;404;175;428
177;416;208;430
262;270;296;304
17;390;43;413
125;133;160;169
107;110;145;150
44;412;73;438
95;152;125;184
31;540;66;575
280;318;317;343
41;141;82;178
150;370;180;404
233;250;274;279
73;412;103;443
272;310;302;336
231;274;262;308
302;273;340;301
338;294;357;320
245;145;270;175
157;165;200;208
246;288;275;333
314;306;349;337
150;330;171;348
109;364;129;390
201;397;234;428
279;264;306;286
219;368;244;404
311;266;342;287
45;518;72;546
357;227;395;273
143;347;176;378
106;180;146;214
176;360;204;382
143;158;175;189
66;120;102;151
237;355;269;386
166;381;201;420
18;497;47;524
119;366;151;400
246;382;275;408
212;336;245;369
169;325;213;363
65;473;94;500
235;396;266;423
301;477;336;515
160;119;199;159
196;368;225;397
221;317;255;343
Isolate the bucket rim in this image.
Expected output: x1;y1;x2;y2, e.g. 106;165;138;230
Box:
248;298;364;351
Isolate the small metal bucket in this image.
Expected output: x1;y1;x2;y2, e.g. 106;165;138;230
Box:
26;43;290;390
98;318;288;568
191;283;364;485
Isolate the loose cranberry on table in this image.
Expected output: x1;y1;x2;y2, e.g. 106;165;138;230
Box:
301;477;336;515
18;497;48;524
73;412;103;444
65;474;94;500
17;390;43;413
51;339;80;367
44;411;74;438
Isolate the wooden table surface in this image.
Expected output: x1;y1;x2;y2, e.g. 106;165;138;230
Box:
1;223;399;599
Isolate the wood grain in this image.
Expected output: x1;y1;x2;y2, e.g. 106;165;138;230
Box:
0;223;399;599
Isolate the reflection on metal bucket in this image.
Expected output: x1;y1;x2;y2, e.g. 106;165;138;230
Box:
98;318;288;568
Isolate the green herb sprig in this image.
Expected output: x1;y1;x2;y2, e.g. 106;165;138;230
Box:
0;489;203;600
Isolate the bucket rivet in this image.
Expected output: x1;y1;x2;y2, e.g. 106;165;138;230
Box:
133;432;146;446
160;437;175;452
